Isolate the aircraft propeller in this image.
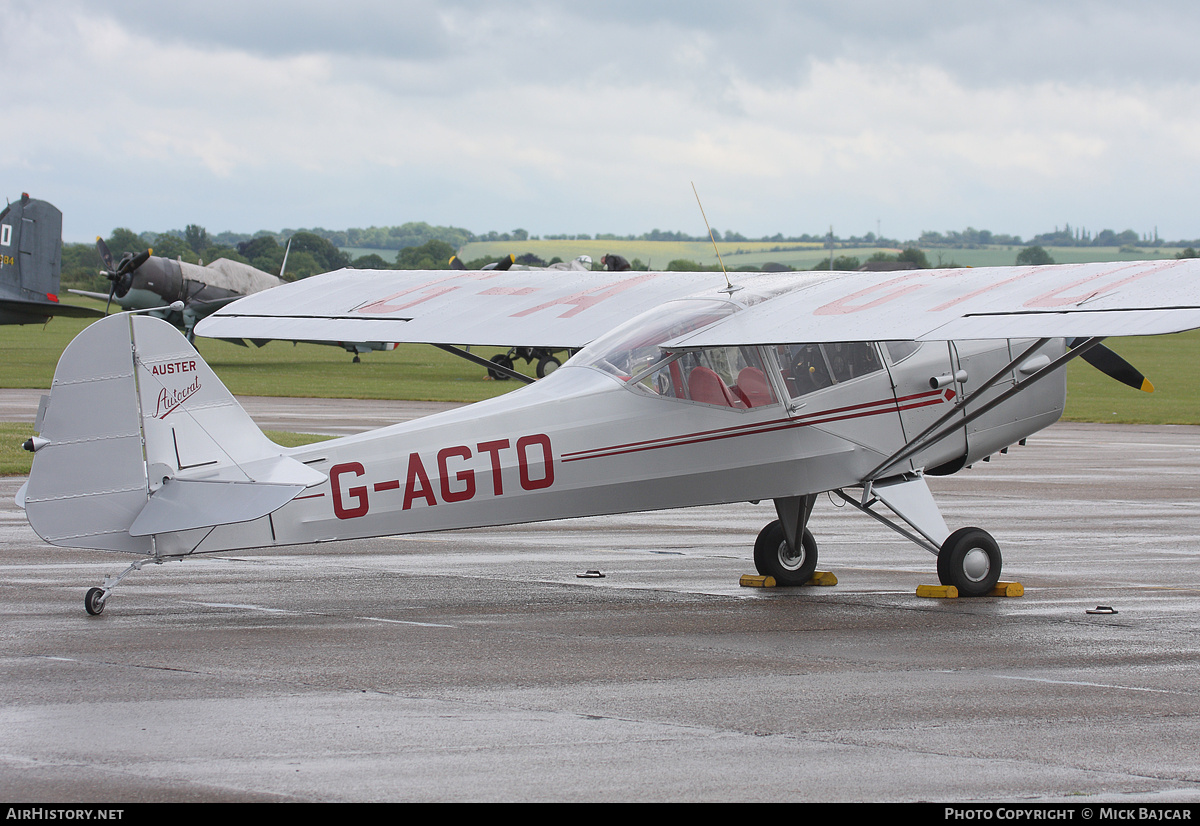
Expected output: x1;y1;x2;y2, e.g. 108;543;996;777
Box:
1069;338;1154;393
95;237;150;314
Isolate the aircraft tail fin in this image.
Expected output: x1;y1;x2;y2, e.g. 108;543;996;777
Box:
0;194;97;322
22;314;325;554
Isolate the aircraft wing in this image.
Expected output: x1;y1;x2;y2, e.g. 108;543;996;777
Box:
0;296;102;319
668;259;1200;347
197;268;733;348
196;259;1200;350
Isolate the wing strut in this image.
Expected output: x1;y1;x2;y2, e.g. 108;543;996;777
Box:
833;474;949;555
866;336;1107;482
431;344;536;384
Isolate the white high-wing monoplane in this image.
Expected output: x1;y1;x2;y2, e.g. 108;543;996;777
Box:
18;260;1200;615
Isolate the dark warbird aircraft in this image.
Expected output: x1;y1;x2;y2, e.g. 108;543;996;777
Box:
71;237;283;341
0;194;100;325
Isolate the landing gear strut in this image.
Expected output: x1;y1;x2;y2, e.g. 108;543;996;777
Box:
83;558;157;616
818;475;1006;597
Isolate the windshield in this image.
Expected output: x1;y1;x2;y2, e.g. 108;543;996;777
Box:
573;299;737;380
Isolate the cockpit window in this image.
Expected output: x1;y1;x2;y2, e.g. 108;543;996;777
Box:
631;346;778;409
776;342;883;399
885;340;921;364
574;299;737;381
573;298;777;410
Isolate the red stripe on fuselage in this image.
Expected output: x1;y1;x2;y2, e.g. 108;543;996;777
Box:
563;388;952;464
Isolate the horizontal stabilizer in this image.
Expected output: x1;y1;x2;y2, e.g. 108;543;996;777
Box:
130;479;307;537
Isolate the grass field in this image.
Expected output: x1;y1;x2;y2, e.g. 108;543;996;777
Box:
0;303;536;402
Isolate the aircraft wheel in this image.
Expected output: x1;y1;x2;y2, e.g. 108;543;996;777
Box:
488;354;514;380
536;355;561;378
85;587;106;616
937;527;1001;597
753;520;818;586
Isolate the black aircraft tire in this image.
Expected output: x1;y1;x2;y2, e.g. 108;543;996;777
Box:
85;587;106;616
488;354;514;380
937;527;1002;597
753;520;818;586
536;356;561;378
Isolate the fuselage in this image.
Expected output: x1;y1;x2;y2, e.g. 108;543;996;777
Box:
188;305;1067;555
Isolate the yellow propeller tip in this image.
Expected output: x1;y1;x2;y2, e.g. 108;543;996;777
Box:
1141;379;1155;393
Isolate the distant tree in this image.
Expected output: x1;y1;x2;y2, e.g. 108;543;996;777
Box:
237;236;288;275
811;255;861;271
106;228;147;256
351;253;392;269
184;224;210;254
201;245;249;265
60;242;107;288
278;250;323;280
897;247;930;268
1016;245;1055;265
147;234;199;263
286;231;351;272
237;235;281;260
1176;247;1199;259
394;239;457;269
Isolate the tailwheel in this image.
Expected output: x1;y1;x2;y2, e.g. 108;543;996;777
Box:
937;527;1001;597
84;587;107;616
754;520;818;586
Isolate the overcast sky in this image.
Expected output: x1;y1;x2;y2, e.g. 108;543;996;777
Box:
7;1;1200;244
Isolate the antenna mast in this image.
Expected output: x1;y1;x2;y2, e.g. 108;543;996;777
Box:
691;182;735;292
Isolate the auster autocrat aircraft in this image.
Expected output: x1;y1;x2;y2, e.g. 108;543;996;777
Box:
17;259;1200;615
0;194;101;325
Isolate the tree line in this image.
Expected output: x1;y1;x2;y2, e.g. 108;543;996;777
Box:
59;220;1200;289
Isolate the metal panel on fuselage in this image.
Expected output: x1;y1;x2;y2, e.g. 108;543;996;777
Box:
882;341;967;472
955;338;1067;463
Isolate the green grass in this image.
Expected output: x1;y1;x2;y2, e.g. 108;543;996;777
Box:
1064;330;1200;424
0;303;535;402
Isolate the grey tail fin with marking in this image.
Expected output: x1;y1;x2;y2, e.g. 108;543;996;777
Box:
0;194;96;323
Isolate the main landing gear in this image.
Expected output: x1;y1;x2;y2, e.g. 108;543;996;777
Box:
488;347;565;380
753;475;1003;596
754;521;818;586
936;527;1002;597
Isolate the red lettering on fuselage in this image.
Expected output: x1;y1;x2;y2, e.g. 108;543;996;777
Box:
330;463;369;519
150;360;197;376
328;434;555;520
403;453;436;510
